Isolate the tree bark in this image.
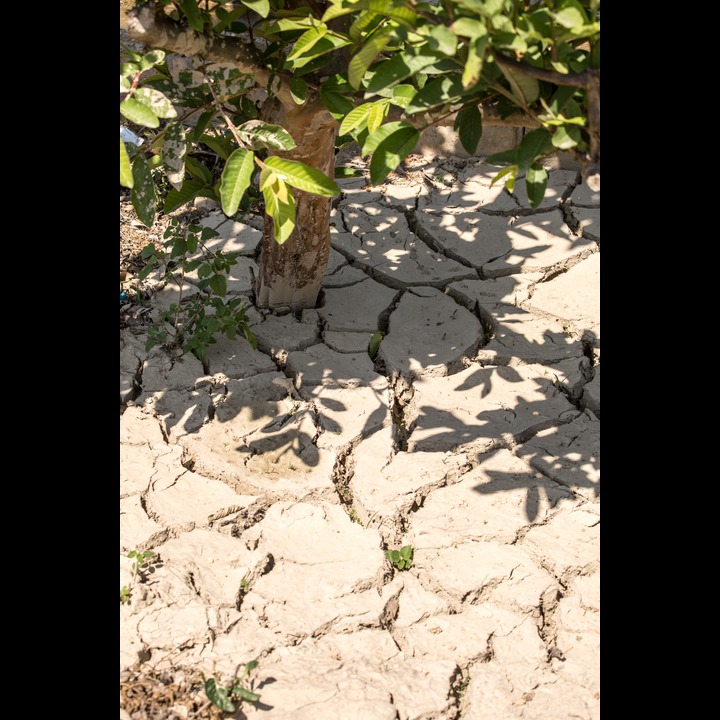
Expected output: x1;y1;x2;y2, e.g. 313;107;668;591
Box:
254;94;339;313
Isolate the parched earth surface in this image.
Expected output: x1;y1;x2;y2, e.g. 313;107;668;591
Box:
120;151;600;720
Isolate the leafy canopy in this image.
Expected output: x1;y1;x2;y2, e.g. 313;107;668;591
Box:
121;0;600;233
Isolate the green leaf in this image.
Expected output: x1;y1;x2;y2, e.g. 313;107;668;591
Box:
179;0;205;32
120;136;134;189
163;179;208;214
131;156;156;228
390;84;416;109
287;26;329;62
324;0;417;25
454;105;482;155
368;124;419;186
120;98;159;128
366;102;387;134
400;545;413;560
551;125;581;150
498;63;540;106
339;103;372;136
204;64;255;98
200;134;232;160
263;156;340;197
162;122;187;190
234;686;261;703
286;34;351;69
120;75;131;92
362;120;413;156
192;109;217;142
335;166;365;178
185;156;213;184
525;163;547;209
349;10;381;43
368;330;383;359
405;75;467;115
320;86;356;120
494;31;527;53
553;0;589;31
120;62;141;78
237;120;296;150
209;274;228;296
262;176;296;245
219;148;256;217
204;678;236;713
348;30;392;90
241;0;270;18
133;87;177;119
290;77;307;104
517;128;553;172
140;49;166;68
365;50;442;94
451;17;487;37
428;24;457;56
489;164;518;193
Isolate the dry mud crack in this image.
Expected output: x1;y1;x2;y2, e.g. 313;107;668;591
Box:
120;155;600;719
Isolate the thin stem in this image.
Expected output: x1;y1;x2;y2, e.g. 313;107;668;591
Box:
202;70;247;148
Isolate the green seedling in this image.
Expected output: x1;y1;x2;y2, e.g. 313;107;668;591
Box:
203;661;261;712
120;549;158;604
139;219;256;362
128;549;156;583
385;545;413;571
368;330;383;360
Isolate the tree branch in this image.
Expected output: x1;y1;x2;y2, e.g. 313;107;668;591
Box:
126;2;296;110
494;53;598;89
495;53;600;170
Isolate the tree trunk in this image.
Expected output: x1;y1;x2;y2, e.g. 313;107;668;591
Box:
254;95;338;313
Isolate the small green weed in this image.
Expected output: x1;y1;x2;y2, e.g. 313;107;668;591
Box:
120;549;158;604
139;219;256;362
385;545;413;571
202;661;261;712
368;330;383;360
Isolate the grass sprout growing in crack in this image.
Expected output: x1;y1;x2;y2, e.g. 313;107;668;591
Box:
385;545;413;571
202;662;261;713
